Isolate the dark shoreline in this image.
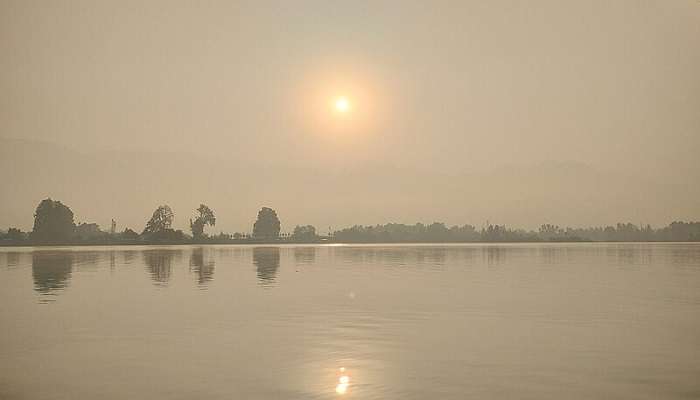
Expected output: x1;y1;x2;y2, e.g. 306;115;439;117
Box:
4;240;700;248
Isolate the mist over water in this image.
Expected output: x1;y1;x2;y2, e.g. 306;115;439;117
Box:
1;243;699;399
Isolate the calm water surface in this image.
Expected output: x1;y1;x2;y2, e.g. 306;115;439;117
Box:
1;243;700;399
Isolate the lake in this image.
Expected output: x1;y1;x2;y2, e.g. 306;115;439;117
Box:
1;243;700;399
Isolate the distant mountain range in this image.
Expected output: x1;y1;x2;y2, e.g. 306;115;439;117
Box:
1;137;697;233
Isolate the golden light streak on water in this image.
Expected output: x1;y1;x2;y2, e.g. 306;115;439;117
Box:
335;367;351;395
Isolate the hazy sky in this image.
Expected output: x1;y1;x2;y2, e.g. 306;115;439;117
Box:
1;1;699;232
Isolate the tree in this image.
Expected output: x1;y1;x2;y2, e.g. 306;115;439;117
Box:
31;198;76;243
426;222;450;241
2;227;26;243
539;224;562;240
190;204;216;240
74;223;106;242
253;207;280;239
142;205;174;235
292;225;317;241
121;228;139;241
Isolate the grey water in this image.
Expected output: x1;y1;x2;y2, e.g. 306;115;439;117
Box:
1;243;700;400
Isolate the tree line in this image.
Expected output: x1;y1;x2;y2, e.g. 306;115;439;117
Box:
0;199;311;245
0;198;699;245
332;222;700;242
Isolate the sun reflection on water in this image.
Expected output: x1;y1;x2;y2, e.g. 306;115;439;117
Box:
335;367;351;395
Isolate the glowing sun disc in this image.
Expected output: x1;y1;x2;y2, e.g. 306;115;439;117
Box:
334;97;350;113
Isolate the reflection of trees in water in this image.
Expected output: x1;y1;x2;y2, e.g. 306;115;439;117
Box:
190;247;215;286
456;247;479;264
332;247;447;268
253;247;280;287
538;246;568;265
484;246;506;266
412;248;447;266
605;245;652;267
143;250;179;285
217;247;246;263
32;252;73;299
294;247;316;266
670;246;700;268
122;251;136;265
73;251;101;272
5;252;21;268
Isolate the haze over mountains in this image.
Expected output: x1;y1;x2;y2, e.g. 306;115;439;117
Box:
1;137;697;234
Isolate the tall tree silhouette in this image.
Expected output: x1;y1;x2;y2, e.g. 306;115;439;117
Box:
292;225;316;242
142;205;174;235
190;204;216;241
31;198;75;243
253;207;280;239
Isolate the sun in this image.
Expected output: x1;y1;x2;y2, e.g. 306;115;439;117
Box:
334;97;351;113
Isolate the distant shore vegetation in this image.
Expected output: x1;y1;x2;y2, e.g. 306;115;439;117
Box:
1;198;699;246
